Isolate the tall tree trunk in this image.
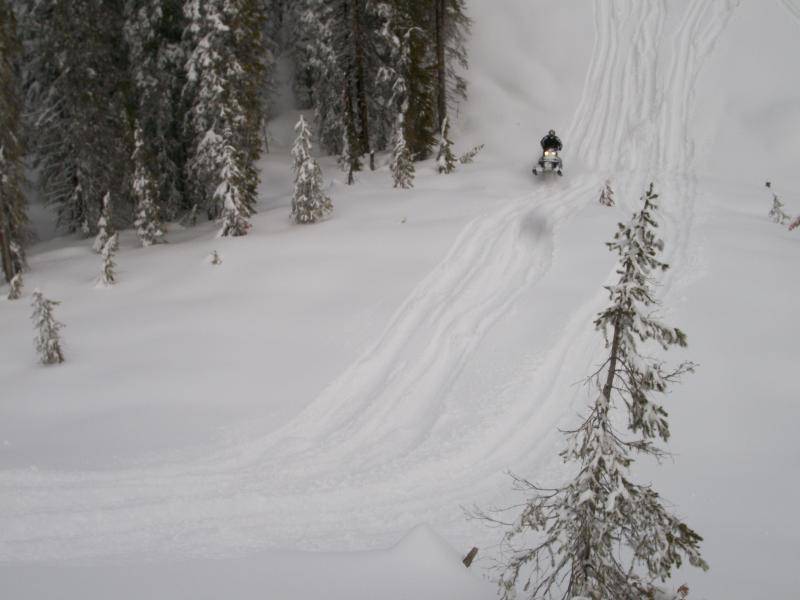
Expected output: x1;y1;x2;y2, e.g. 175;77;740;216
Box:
350;0;370;155
0;225;13;283
434;0;447;130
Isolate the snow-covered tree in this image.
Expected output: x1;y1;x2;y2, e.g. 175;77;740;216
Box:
0;0;27;284
92;193;114;254
132;126;165;247
599;179;615;206
31;289;65;364
291;116;332;224
436;116;456;174
99;232;118;287
7;272;22;300
483;184;707;600
390;114;414;189
125;0;187;219
789;215;800;231
766;181;790;225
183;0;266;235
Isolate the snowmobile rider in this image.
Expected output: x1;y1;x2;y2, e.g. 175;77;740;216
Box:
540;129;562;152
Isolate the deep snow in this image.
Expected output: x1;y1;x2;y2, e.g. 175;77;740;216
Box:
2;1;800;599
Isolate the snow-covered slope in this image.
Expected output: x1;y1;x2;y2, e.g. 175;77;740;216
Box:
2;1;799;599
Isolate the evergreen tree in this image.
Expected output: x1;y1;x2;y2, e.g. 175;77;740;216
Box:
20;0;132;234
125;0;187;219
390;114;414;189
0;0;27;284
392;7;435;159
92;193;114;254
132;126;165;247
7;272;22;300
484;185;707;600
291;116;332;224
432;0;470;129
183;0;266;235
766;181;790;225
31;289;65;364
599;179;615;206
99;232;118;287
435;116;456;174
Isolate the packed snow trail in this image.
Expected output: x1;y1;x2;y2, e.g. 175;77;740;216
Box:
0;0;742;563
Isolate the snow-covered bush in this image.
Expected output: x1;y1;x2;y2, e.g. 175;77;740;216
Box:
31;289;65;364
481;184;707;600
291;116;332;224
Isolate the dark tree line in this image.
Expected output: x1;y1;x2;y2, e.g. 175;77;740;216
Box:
291;0;470;179
0;0;470;283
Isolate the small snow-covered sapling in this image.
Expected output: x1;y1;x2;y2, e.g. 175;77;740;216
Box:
7;273;23;300
31;289;65;364
99;233;118;286
209;250;223;265
436;117;457;174
92;192;114;253
766;181;790;225
599;179;615;206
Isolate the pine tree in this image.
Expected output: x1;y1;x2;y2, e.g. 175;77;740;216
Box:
599;179;615;206
99;232;119;287
291;116;333;224
20;0;131;234
125;0;187;219
31;289;65;364
766;182;790;225
0;0;27;284
132;126;166;247
432;0;470;129
390;114;414;188
435;116;456;174
393;6;436;159
485;184;707;600
92;193;114;254
183;0;266;235
7;272;22;300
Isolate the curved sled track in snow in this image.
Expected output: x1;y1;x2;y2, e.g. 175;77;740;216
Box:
0;0;743;562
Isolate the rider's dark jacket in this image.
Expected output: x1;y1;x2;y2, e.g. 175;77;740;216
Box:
540;133;563;152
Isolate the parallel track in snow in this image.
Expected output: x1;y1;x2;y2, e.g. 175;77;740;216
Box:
0;0;743;562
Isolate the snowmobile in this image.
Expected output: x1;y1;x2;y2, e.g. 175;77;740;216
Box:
532;148;563;176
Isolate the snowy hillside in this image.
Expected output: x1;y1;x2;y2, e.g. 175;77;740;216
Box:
2;1;800;599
